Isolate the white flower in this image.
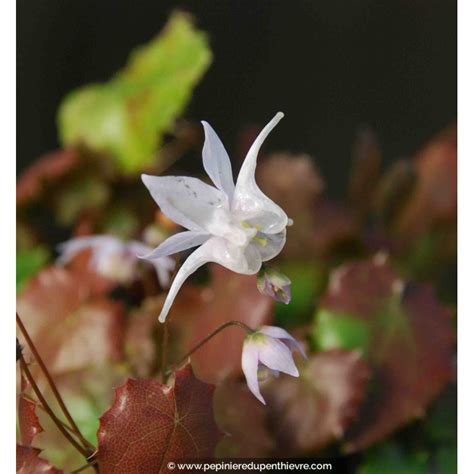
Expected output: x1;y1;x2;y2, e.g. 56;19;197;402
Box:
141;112;290;322
57;235;174;286
242;325;307;404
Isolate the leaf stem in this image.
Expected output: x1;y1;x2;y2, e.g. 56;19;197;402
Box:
22;394;81;438
19;357;91;458
167;320;253;374
16;313;95;452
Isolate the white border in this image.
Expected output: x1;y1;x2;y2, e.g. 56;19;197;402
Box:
7;1;465;472
458;0;472;473
2;0;15;470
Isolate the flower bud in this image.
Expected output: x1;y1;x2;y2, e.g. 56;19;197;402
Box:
257;267;291;304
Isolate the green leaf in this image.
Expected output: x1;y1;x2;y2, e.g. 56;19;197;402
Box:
424;389;457;445
433;446;456;474
16;247;49;292
58;11;212;175
358;442;429;474
312;309;371;355
274;262;326;327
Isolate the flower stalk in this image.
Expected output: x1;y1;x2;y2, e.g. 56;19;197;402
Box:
167;320;253;374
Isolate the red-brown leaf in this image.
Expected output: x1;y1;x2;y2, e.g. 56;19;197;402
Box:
311;200;360;256
213;380;274;457
17;266;124;376
16;445;63;473
320;256;454;451
168;265;273;383
18;376;43;446
96;365;221;473
395;124;457;237
17;149;80;206
263;349;370;455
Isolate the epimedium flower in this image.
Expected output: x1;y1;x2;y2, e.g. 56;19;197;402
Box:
57;235;175;287
141;112;290;322
242;325;307;404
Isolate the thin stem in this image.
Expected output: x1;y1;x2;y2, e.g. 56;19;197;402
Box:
159;252;182;378
16;313;95;452
19;357;90;458
168;320;253;373
161;323;169;381
22;394;78;437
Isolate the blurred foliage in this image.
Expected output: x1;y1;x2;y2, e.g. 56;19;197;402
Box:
58;12;211;175
312;309;371;356
16;10;456;472
16;246;49;292
274;262;326;327
358;442;429;474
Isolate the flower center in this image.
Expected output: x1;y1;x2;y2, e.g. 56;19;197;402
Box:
208;209;258;247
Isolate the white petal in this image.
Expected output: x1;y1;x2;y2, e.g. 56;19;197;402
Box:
141;175;228;232
242;342;266;404
56;235;120;265
259;326;307;359
250;229;286;262
258;337;299;377
128;241;176;288
126;240;153;257
149;256;175;288
232;112;288;234
135;231;211;260
201;121;235;200
157;241;214;322
158;236;264;322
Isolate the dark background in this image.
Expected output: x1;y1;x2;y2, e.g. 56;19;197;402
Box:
17;0;456;196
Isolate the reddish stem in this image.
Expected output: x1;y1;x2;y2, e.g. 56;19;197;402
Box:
16;313;95;452
167;320;253;374
19;357;90;458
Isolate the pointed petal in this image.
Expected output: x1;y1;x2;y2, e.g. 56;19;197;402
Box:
250;229;286;262
258;337;299;377
141;175;227;232
135;231;211;260
233;112;288;234
242;342;266;404
157;241;215;322
259;326;307;359
149;256;175;288
158;235;265;322
201;121;235;200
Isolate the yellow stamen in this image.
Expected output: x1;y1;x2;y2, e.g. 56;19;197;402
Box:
252;236;268;247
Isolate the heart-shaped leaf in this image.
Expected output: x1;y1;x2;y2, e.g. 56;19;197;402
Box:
263;349;370;455
317;256;454;451
394;124;457;237
17;266;124;376
213;380;274;458
96;364;221;472
58;12;212;175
